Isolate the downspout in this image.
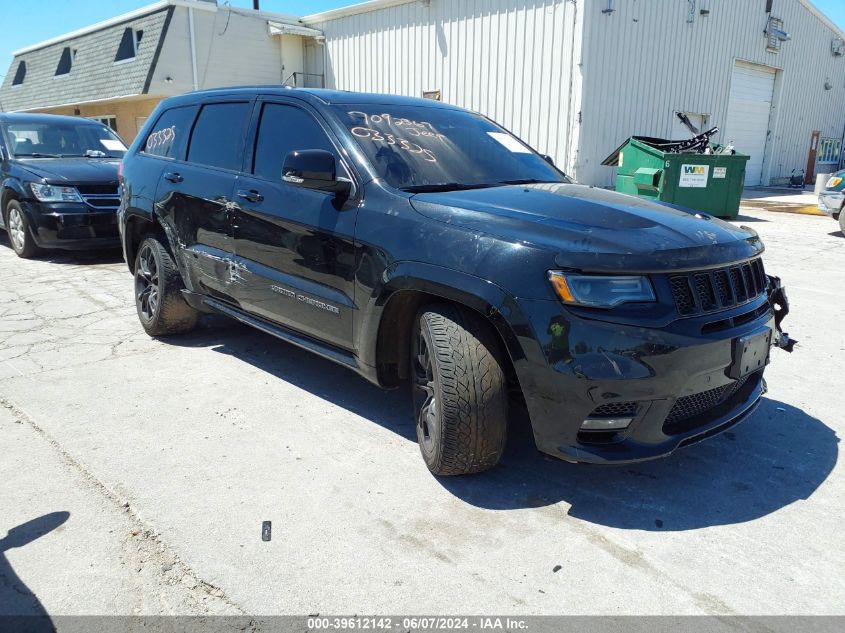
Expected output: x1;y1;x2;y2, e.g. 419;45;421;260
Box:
188;7;199;91
564;0;579;176
279;35;285;84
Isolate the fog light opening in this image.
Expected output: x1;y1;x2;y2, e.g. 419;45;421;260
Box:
581;417;634;431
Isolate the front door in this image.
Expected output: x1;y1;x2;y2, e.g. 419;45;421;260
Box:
231;100;358;351
153;101;252;300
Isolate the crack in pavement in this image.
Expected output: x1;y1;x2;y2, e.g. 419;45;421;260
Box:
0;397;260;628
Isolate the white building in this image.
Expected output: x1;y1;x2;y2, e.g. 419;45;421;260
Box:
303;0;845;187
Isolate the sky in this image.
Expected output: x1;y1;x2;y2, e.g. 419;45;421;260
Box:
1;0;845;77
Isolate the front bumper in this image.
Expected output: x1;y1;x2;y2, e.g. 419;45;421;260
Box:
818;191;843;217
514;286;789;464
24;200;119;250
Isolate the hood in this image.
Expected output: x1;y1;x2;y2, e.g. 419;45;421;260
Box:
14;157;120;186
409;183;763;272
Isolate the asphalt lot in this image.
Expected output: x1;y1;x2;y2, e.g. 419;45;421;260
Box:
0;209;843;617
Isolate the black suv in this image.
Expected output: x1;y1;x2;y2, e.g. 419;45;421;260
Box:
0;112;126;257
118;87;793;475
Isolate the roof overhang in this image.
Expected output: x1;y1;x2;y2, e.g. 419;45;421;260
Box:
15;93;151;113
302;0;419;24
268;21;324;38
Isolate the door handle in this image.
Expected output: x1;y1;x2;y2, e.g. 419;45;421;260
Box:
164;171;183;183
237;189;264;203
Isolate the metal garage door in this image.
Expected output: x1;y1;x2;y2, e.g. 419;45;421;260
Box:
723;61;777;186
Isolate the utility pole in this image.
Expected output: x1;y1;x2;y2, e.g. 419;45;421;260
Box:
253;0;260;9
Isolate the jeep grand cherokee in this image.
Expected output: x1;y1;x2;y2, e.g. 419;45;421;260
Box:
117;87;794;475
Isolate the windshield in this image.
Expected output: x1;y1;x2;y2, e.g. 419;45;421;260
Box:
5;121;127;158
332;105;568;191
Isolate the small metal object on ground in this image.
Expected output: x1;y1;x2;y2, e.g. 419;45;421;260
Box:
262;521;272;542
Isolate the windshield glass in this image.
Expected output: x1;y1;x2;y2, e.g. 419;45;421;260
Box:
5;121;127;158
332;105;568;191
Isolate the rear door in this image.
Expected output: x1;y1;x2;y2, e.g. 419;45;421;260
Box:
231;99;359;351
152;100;252;300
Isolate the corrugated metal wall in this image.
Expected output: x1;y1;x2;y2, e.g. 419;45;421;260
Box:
308;0;845;187
308;0;583;173
578;0;845;186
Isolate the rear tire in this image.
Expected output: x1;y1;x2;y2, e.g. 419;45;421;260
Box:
411;304;508;475
134;233;198;336
5;201;41;258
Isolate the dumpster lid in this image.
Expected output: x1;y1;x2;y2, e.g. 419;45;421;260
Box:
602;137;670;166
601;127;721;166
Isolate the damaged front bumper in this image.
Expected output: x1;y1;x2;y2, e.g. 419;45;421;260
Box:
768;275;797;352
512;273;797;464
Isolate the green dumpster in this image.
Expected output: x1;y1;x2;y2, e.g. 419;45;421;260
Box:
602;136;750;219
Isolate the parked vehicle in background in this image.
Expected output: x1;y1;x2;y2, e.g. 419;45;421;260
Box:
0;113;126;257
118;87;794;476
818;170;845;235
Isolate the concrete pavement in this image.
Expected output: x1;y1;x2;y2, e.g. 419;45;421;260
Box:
0;211;843;616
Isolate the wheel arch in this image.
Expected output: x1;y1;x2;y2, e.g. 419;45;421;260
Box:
365;262;530;391
122;210;168;272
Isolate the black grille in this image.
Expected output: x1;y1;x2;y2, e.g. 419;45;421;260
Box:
77;184;118;195
669;259;766;317
664;376;750;429
591;401;639;418
78;184;120;211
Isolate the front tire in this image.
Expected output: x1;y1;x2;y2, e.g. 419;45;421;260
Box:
411;304;509;475
134;234;198;336
5;201;41;258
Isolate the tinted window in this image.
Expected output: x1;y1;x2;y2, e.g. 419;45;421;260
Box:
332;105;566;191
12;61;26;86
187;102;251;172
142;105;197;159
56;48;72;76
253;104;336;181
115;28;136;62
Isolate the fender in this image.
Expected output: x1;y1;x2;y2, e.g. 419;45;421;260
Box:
0;178;29;222
357;260;545;389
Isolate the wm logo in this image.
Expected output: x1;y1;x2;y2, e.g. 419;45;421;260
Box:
683;165;707;175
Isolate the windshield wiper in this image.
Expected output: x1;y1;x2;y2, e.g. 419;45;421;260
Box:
16;153;61;158
495;178;562;186
399;183;497;193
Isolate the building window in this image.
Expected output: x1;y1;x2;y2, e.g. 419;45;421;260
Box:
55;47;73;76
89;116;118;133
12;61;26;86
114;27;143;63
818;138;842;165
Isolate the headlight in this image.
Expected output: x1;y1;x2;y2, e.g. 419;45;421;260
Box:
548;272;656;308
29;183;83;203
826;176;842;189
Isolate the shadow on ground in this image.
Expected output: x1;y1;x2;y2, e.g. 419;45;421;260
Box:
164;318;839;532
0;233;122;266
732;214;770;223
0;512;68;632
827;230;844;239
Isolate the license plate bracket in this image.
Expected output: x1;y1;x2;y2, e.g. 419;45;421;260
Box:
728;329;771;379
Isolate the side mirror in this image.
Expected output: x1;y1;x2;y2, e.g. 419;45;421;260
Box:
282;149;351;196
